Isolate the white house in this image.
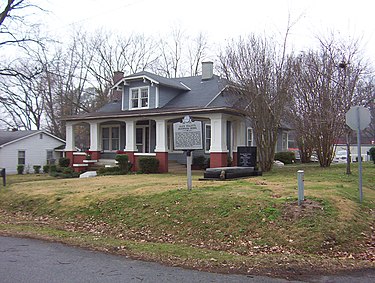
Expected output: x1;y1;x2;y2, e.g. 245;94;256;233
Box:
0;130;65;174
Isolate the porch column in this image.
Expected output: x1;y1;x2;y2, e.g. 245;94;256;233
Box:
124;119;137;171
232;120;246;166
89;121;101;160
209;114;228;168
65;121;75;166
154;118;168;173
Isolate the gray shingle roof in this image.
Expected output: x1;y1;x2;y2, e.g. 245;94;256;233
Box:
0;130;39;146
165;75;227;108
124;71;190;90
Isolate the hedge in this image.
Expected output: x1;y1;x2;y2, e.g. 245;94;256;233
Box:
138;156;159;173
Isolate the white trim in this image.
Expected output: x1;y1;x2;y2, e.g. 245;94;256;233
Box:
205;86;228;107
73;164;88;167
83;159;97;163
129;86;150;110
155;85;159;108
246;127;254;146
134;153;156;156
73;152;86;156
124;75;159;86
179;82;191;90
205;124;211;153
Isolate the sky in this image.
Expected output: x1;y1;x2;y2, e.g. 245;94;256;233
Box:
36;0;375;62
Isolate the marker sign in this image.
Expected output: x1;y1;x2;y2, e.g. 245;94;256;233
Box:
173;116;203;150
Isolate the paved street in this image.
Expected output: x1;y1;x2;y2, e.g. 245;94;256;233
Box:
0;236;373;283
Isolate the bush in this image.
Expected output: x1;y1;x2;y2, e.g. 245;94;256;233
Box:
138;157;159;173
58;157;70;167
62;167;74;174
17;165;24;175
115;154;130;173
193;155;207;169
275;151;296;164
33;165;41;174
43;165;50;174
49;165;57;174
369;147;375;164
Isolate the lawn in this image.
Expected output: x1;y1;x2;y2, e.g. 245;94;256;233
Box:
0;163;374;278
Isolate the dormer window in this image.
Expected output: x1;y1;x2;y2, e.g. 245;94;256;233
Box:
130;87;149;109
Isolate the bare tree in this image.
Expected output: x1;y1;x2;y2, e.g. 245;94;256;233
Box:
0;0;45;78
187;32;208;76
0;58;44;129
219;34;294;172
290;35;369;167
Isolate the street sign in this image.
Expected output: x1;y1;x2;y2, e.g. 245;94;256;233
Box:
345;106;371;204
346;106;371;131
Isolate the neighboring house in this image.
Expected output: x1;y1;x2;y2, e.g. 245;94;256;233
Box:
64;62;290;172
0;130;65;174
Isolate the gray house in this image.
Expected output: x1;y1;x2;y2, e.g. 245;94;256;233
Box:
65;62;290;172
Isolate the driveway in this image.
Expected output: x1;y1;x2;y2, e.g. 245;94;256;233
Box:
0;236;373;283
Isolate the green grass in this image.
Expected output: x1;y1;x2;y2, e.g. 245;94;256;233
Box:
0;162;374;275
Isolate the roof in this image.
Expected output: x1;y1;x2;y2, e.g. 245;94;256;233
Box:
0;130;65;148
121;71;190;91
65;106;246;121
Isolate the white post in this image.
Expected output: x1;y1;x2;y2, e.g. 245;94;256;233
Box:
89;121;100;151
209;114;228;153
125;119;137;152
297;170;304;206
154;118;168;152
65;121;75;151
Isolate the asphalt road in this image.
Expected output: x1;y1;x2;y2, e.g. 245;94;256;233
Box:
0;236;374;283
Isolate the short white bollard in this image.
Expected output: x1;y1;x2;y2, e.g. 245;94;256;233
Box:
297;170;304;206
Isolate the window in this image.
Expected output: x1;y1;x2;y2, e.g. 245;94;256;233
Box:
282;132;288;151
102;126;120;151
39;133;43;139
205;124;211;152
130;87;149;109
18;150;25;165
46;150;54;164
247;127;253;146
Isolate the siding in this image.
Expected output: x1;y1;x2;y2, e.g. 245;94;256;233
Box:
0;133;65;174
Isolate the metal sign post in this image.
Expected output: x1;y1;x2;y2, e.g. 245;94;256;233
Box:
173;116;203;191
346;106;371;203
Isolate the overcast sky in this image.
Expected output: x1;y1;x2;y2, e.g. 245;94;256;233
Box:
37;0;375;61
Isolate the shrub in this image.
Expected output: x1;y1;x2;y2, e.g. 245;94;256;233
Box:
275;151;296;164
43;165;50;174
58;157;70;167
62;167;74;174
17;165;24;175
370;147;375;164
138;156;159;173
193;155;207;169
49;164;57;174
33;165;41;174
115;154;130;173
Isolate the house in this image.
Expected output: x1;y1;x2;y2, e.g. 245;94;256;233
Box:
0;130;65;174
64;62;290;172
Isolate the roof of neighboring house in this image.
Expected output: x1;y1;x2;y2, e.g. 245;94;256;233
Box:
0;130;65;148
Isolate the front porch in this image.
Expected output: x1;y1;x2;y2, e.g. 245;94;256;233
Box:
65;111;248;173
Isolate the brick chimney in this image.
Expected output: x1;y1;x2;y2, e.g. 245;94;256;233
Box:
201;61;213;80
111;71;124;102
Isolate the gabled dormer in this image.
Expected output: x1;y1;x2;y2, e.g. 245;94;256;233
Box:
112;71;191;111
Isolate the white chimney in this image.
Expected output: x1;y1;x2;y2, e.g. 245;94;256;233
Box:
201;61;213;80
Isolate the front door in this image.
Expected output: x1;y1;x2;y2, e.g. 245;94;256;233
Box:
136;126;150;153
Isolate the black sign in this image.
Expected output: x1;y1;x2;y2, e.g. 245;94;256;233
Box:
237;146;257;167
0;168;5;186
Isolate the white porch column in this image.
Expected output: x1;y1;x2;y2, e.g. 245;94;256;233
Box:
209;114;228;153
89;121;100;151
154;118;168;152
65;121;75;151
124;119;137;152
236;120;246;148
